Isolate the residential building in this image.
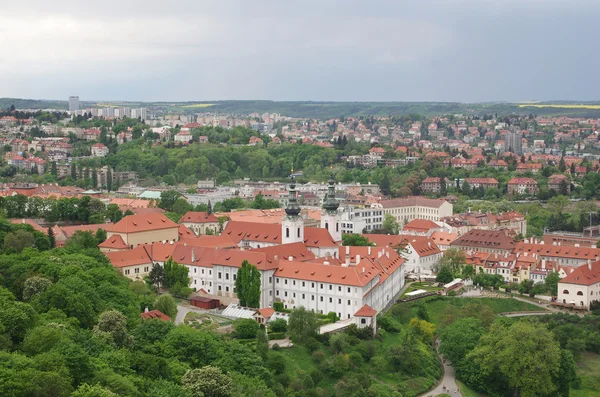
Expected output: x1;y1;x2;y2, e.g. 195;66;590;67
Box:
507;178;539;195
557;261;600;308
69;96;80;112
464;178;499;190
451;229;516;255
504;131;523;154
375;197;453;224
548;174;570;193
91;143;109;157
420;177;451;194
403;238;443;275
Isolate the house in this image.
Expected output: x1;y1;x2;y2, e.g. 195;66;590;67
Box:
91;143;109;157
105;213;180;248
464;178;499;190
402;239;443;275
516;163;543;174
106;245;154;280
376;197;453;223
354;304;377;334
178;211;220;235
513;242;600;268
451;229;516;255
140;308;171;321
548;174;570;193
557;261;600;309
402;219;443;236
507;178;539;195
420;177;451;194
174;130;192;143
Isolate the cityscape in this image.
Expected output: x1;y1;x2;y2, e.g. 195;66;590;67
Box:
1;1;600;397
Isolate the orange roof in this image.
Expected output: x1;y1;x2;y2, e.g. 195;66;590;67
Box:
223;221;337;248
178;224;195;239
140;310;171;321
560;261;600;286
402;219;440;232
9;219;47;234
514;243;600;261
110;198;151;208
430;231;458;245
106;245;153;268
362;234;427;248
182;234;238;249
304;227;338;247
354;304;377;317
274;260;379;287
179;211;219;224
257;308;275;319
253;242;316;262
409;239;441;257
106;213;178;234
98;234;128;249
213;250;280;271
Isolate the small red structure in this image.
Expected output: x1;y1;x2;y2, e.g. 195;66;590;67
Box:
191;296;220;309
140;309;171;321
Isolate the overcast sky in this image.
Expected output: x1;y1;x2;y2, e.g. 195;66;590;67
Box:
1;0;599;102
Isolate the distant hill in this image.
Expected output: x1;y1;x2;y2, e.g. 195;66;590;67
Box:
2;98;600;118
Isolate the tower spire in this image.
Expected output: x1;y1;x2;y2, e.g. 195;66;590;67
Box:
323;170;339;214
285;172;300;217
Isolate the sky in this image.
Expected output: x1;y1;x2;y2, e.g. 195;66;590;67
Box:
1;0;599;103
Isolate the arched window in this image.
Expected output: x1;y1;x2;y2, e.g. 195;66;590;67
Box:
563;289;569;294
297;227;301;238
361;318;366;324
577;291;584;296
325;222;329;230
286;228;290;238
581;301;585;307
336;223;339;232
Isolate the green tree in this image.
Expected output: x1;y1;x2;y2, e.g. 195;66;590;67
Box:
146;263;165;290
436;265;454;284
95;228;107;243
65;230;98;251
234;319;260;339
162;258;190;290
182;366;233;397
256;328;268;359
71;383;118;397
269;318;287;333
342;234;373;246
22;275;52;301
156;293;177;319
544;271;560;296
159;190;182;212
382;213;400;234
439;317;485;365
48;226;56;248
234;260;261;308
93;309;132;348
288;306;318;343
468;322;569;397
3;229;35;253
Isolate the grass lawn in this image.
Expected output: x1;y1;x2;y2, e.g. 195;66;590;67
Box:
389;297;543;325
456;379;486;397
401;282;443;298
571;352;600;397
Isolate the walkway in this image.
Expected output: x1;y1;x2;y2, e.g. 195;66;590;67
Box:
419;348;462;397
175;303;203;325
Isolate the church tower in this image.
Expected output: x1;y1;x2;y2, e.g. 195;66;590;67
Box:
321;172;341;242
282;174;304;245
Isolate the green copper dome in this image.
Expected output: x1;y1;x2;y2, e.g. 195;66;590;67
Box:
285;176;301;217
323;173;339;213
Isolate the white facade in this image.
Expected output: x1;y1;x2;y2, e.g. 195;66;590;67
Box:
282;216;304;245
321;211;342;242
339;206;384;234
403;242;443;275
69;96;80;112
558;281;600;308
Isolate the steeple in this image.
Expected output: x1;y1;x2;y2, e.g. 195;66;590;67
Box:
285;172;301;217
207;200;212;216
323;171;339;214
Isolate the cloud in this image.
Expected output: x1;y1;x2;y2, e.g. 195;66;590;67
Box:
0;0;599;102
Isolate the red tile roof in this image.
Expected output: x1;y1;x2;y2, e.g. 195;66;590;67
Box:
106;213;179;234
178;211;219;224
451;229;516;251
560;261;600;286
140;309;171;321
98;234;128;250
354;304;377;317
379;197;448;209
402;219;440;232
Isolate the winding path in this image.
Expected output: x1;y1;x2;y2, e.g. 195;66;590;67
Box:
419;348;462;397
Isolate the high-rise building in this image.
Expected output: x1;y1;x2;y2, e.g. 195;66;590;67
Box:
68;96;80;112
504;131;523;155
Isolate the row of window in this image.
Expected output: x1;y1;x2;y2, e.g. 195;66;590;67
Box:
275;278;356;294
276;291;356;306
124;266;149;275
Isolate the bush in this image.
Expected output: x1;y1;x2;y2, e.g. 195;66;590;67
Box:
311;350;326;363
273;302;284;311
234;319;260;339
349;351;364;367
377;315;401;333
272;343;280;351
269;318;287;333
327;311;339;323
447;290;457;297
267;332;285;340
267;353;286;375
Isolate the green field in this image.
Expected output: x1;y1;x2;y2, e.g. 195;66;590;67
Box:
571;352;600;397
400;281;443;298
389;297;542;325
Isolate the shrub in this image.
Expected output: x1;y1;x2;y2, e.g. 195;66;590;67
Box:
327;311;339;323
272;343;280;351
267;332;285;340
377;315;401;333
349;351;364;367
269;318;287;333
273;302;284;311
234;319;260;339
311;350;326;363
267;353;286;375
448;290;457;297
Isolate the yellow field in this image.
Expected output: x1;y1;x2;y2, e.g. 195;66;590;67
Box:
518;104;600;109
181;103;215;108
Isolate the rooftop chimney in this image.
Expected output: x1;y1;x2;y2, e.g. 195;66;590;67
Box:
356;254;361;264
288;256;293;261
324;261;329;265
144;307;149;313
274;255;278;260
575;243;580;248
541;259;546;269
368;246;371;255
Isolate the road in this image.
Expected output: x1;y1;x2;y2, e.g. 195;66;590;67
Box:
175;303;199;325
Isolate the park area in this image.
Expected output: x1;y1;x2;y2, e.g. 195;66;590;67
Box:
183;311;233;333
